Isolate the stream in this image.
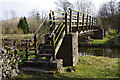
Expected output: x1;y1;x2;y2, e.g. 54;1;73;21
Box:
79;47;120;58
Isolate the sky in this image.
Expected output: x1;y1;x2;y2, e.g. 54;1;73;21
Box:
0;0;119;20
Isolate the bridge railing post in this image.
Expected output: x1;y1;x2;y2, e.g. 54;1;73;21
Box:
92;17;94;29
69;8;72;32
86;15;88;31
89;16;91;30
52;11;56;31
82;14;85;31
77;12;80;32
65;12;69;34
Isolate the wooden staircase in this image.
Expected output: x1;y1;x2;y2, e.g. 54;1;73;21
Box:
20;11;65;73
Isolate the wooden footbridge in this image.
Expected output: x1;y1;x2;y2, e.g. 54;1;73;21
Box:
1;8;104;73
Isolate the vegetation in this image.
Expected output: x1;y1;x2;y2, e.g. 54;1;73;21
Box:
15;55;120;79
18;17;29;34
18;51;35;65
91;30;120;46
98;0;120;33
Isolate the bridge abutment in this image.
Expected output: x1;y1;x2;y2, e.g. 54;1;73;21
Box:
92;27;104;39
56;32;78;66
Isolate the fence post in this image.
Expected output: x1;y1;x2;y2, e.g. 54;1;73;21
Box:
89;16;91;30
26;41;28;60
51;34;56;60
77;12;79;32
34;34;37;59
69;8;72;32
82;14;85;31
65;12;69;34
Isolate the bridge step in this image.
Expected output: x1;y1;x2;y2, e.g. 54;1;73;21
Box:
21;67;55;74
45;40;51;44
21;58;63;73
43;44;52;49
38;54;53;57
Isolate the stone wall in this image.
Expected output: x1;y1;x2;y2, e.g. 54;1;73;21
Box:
56;32;78;66
0;47;19;79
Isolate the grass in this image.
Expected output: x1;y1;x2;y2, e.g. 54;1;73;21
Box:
15;55;120;79
91;30;120;46
18;51;35;65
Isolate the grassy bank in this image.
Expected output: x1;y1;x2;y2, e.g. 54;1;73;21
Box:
91;30;120;46
2;34;34;41
15;55;120;79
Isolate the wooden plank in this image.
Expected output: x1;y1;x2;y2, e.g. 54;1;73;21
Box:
30;14;49;41
54;21;64;38
55;30;65;56
52;11;64;14
55;25;65;43
51;35;55;60
52;15;63;18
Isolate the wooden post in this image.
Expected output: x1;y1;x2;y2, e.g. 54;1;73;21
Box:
52;11;55;27
69;8;72;32
34;34;37;59
14;49;17;60
89;16;91;30
77;12;79;32
82;14;85;31
92;17;94;29
49;10;52;32
26;41;28;60
96;19;97;27
86;15;88;30
65;12;69;34
51;34;56;60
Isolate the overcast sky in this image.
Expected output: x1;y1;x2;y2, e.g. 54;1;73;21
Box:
0;0;119;20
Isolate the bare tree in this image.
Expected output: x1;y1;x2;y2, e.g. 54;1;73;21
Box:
28;9;47;33
74;0;95;15
10;10;16;18
55;0;73;12
98;0;119;32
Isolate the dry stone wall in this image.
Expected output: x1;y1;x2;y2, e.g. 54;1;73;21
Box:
0;46;19;80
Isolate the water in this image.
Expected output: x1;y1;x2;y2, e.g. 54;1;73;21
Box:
79;47;120;58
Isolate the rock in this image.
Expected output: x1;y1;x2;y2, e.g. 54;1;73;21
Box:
66;68;72;72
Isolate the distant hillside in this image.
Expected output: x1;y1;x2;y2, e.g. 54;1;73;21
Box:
2;17;32;23
3;17;21;23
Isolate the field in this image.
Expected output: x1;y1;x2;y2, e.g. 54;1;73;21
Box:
15;55;120;79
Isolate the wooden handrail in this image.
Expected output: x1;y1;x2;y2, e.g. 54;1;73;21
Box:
30;14;49;41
